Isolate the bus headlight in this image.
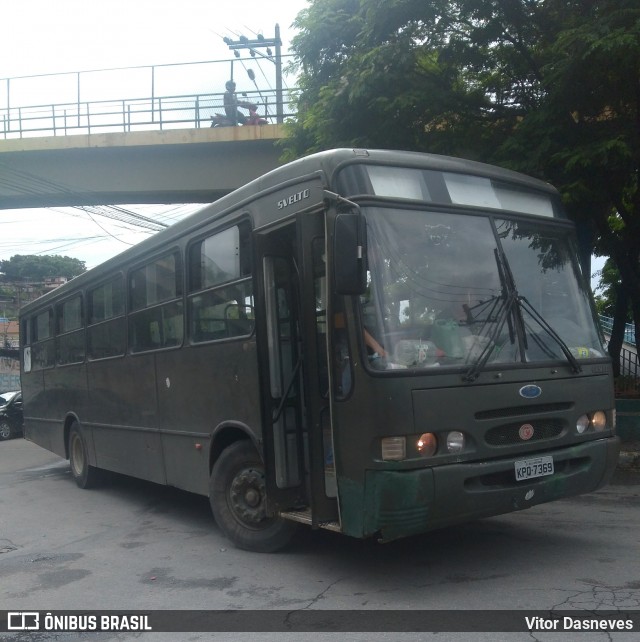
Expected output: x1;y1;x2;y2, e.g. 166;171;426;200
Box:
576;414;589;434
417;433;437;457
591;410;607;431
382;437;406;461
446;431;465;453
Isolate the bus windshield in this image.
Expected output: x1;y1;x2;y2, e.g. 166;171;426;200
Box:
359;206;604;372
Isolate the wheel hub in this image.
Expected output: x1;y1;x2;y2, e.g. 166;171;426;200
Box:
244;488;260;507
229;468;267;525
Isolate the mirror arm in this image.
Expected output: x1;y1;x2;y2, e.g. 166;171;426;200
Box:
323;190;360;213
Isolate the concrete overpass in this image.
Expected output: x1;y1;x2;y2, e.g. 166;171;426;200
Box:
0;124;287;209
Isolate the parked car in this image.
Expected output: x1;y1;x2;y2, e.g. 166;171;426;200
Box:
0;391;23;440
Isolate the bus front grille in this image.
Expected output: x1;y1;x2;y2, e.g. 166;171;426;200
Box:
485;420;564;446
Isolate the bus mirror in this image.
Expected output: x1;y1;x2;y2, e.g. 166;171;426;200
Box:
334;211;367;295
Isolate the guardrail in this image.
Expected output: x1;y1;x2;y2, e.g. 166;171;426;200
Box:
619;348;639;380
599;314;638;384
599;314;636;346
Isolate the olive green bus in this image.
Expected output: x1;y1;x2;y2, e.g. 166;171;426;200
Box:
20;148;620;552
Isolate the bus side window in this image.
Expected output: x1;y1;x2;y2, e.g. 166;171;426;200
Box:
56;294;85;365
21;318;32;373
188;223;254;343
31;309;54;370
129;253;184;353
87;276;126;360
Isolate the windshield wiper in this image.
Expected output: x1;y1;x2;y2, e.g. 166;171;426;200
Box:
463;249;520;382
463;293;583;381
462;291;518;382
463;245;582;381
518;297;582;374
496;246;581;374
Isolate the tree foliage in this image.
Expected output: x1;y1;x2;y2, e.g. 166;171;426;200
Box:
286;0;640;368
0;255;86;281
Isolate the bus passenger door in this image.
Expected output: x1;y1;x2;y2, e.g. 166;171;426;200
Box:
255;224;306;511
298;212;339;525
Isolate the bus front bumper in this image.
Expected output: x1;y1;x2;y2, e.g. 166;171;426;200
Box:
356;436;620;541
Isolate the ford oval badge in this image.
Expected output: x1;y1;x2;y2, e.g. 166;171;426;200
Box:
519;384;542;399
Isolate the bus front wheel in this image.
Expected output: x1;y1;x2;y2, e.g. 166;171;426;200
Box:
68;423;101;489
209;440;297;553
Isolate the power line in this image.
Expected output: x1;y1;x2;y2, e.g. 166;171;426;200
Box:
0;201;201;262
0;161;169;232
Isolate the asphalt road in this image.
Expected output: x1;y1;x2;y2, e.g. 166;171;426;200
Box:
1;438;639;642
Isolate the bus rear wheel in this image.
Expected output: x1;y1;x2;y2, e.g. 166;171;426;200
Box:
68;423;101;489
209;440;297;553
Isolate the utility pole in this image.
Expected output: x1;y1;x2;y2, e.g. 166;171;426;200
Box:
223;24;284;124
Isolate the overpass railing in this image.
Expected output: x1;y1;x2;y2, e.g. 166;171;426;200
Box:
1;58;298;139
1;88;297;138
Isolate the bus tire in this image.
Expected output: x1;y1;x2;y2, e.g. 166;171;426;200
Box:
68;423;101;489
209;440;297;553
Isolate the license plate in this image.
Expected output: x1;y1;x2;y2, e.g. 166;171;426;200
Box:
514;455;554;481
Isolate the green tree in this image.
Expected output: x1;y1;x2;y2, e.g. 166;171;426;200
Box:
287;0;640;367
0;255;86;281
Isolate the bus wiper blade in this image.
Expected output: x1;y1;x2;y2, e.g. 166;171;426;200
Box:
463;295;501;327
462;292;517;383
463;249;519;383
518;297;582;374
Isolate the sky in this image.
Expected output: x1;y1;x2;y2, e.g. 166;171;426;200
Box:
0;0;309;269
